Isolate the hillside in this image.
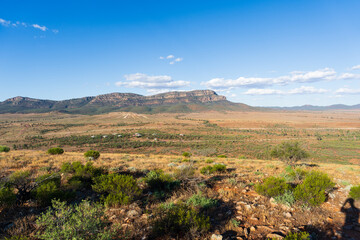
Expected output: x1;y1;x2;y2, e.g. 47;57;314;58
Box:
269;104;360;111
0;90;254;114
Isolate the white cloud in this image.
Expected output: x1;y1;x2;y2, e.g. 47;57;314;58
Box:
115;73;190;91
335;88;360;94
351;65;360;70
0;17;56;33
32;24;47;31
159;55;183;64
204;68;359;89
244;86;328;95
0;18;11;26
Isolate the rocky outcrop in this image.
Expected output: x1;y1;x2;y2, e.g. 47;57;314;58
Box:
0;90;234;114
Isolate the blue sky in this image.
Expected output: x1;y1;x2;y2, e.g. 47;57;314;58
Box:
1;0;360;106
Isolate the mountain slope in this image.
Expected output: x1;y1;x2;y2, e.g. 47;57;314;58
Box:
269;104;360;111
0;90;253;114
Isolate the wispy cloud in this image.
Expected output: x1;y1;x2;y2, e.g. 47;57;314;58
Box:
203;68;360;90
335;88;360;94
159;54;183;65
32;24;47;31
0;17;57;33
244;86;329;95
115;73;190;92
351;65;360;70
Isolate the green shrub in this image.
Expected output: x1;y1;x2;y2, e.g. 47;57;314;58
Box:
284;231;310;240
270;142;309;165
186;193;218;209
294;171;335;206
217;155;227;158
173;165;195;180
61;161;105;190
283;166;308;182
349;185;360;200
200;166;214;175
152;204;210;237
84;150;100;160
47;147;64;155
255;176;290;197
144;170;179;199
36;200;114;239
274;190;295;207
205;159;214;164
33;173;72;206
0;186;16;207
200;164;226;175
92;174;141;206
182;152;191;158
0;145;10;152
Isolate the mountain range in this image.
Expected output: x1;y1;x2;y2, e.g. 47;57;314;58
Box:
0;90;253;114
1;90;359;114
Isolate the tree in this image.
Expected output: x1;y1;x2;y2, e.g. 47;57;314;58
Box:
270;141;309;165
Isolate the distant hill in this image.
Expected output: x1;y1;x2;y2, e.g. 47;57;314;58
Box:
269;104;360;111
0;90;254;114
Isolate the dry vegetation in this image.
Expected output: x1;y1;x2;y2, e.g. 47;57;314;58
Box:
0;110;360;239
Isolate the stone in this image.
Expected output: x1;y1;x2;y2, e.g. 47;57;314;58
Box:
211;234;223;240
266;233;284;239
250;226;256;232
270;197;278;207
127;209;140;218
284;212;292;218
244;205;252;210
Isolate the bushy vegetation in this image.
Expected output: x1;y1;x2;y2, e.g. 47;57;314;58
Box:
47;147;64;155
349;185;360;200
283;231;310;240
182;152;192;158
36;200;115;240
255;176;290;197
152;203;210;238
61;161;105;189
144;169;179;199
0;145;10;152
33;173;63;206
294;171;335;206
92;173;141;206
84;150;100;160
200;163;226;175
270;142;309;165
274;190;295;207
217;154;227;158
186;192;218;209
0;186;16;207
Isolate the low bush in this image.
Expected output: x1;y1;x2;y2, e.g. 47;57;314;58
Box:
173;165;195;180
0;145;10;152
205;159;214;164
84;150;100;160
33;173;62;206
0;186;16;207
186;193;218;209
283;166;308;182
274;190;295;207
182;152;191;158
270;141;309;165
217;155;227;158
92;174;141;207
152;203;210;238
61;161;105;187
47;147;64;155
36;200;115;239
283;231;310;240
294;171;335;206
144;170;179;199
200;164;226;175
255;176;290;197
349;185;360;200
